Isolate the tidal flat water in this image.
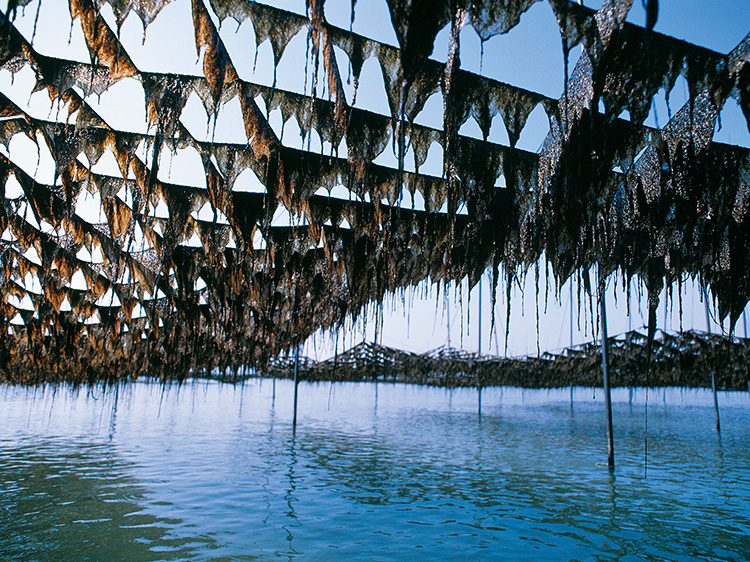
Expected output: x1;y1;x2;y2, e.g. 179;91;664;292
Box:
1;380;748;561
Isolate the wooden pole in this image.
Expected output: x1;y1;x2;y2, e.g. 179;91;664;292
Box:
744;308;749;413
292;344;300;427
711;369;721;435
705;297;711;334
477;276;482;417
705;299;720;434
494;274;501;356
478;276;482;354
570;282;574;406
742;307;747;415
600;286;615;470
446;288;451;348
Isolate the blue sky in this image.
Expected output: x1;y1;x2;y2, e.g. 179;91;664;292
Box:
2;0;749;358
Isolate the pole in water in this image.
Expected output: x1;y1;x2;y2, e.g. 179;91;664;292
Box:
292;344;300;427
478;276;482;354
446;288;451;348
704;299;720;434
600;285;615;470
711;370;721;435
477;276;482;417
570;282;574;406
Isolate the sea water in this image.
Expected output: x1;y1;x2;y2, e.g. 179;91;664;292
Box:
1;380;748;561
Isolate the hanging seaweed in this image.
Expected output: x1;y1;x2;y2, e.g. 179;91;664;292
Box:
0;0;748;383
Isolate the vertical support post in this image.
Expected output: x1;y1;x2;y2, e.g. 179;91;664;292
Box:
446;288;451;348
478;276;482;417
742;308;748;409
744;308;749;412
705;299;720;433
705;297;711;334
292;344;300;427
478;276;482;354
711;369;721;435
570;282;574;406
600;285;615;470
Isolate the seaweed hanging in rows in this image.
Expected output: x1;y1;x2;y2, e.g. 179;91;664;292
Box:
0;0;748;383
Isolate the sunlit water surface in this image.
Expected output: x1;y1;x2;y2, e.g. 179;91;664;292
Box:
1;381;748;561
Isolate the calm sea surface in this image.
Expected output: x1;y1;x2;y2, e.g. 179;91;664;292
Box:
1;380;748;561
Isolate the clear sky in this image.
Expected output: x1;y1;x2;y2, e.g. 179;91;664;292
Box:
2;0;749;359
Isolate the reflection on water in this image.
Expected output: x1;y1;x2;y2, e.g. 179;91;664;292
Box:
0;439;218;561
1;381;749;561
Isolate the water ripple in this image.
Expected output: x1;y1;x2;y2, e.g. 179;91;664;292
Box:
0;381;748;561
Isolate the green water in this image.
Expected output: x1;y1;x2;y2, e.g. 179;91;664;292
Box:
1;381;748;561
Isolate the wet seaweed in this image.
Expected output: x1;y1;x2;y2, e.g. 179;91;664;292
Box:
0;1;748;383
